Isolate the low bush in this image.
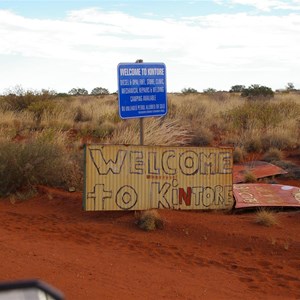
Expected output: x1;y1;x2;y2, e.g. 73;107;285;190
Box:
136;210;165;231
244;138;263;153
274;160;300;180
241;84;274;99
262;148;283;162
233;147;245;163
1;87;56;111
92;121;116;139
255;209;278;227
261;133;294;150
27;100;56;126
181;87;198;94
73;106;93;122
0;135;82;196
190;126;213;146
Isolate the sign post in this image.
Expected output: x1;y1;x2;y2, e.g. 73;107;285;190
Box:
136;59;144;145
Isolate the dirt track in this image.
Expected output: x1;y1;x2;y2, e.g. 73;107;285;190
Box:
0;185;299;299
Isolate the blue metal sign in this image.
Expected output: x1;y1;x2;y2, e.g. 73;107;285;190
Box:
117;62;167;119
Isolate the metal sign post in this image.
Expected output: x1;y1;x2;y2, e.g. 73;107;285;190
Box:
139;117;144;145
136;59;144;145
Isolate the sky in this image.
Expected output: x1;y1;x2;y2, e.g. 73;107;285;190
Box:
0;0;300;94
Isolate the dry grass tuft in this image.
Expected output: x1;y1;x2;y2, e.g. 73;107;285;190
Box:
262;148;283;162
233;147;245;163
109;118;191;146
190;126;213;146
255;209;278;227
244;171;257;183
136;210;165;231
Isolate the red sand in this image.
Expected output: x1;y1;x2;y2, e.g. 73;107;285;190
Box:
0;185;299;300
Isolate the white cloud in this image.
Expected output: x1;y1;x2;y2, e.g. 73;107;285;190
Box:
0;7;299;92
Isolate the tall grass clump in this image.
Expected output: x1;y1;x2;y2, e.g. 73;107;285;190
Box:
190;126;213;146
233;147;245;163
260;131;295;150
109;118;191;146
244;171;257;183
0;132;83;196
262;148;284;162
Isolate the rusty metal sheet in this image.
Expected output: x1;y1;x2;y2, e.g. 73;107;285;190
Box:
233;184;300;208
84;144;234;211
233;161;287;183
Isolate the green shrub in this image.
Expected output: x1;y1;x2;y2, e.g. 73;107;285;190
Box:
181;87;198;94
203;88;217;93
241;84;274;99
68;88;88;96
90;87;109;95
1;88;56;111
229;85;245;93
0;137;82;196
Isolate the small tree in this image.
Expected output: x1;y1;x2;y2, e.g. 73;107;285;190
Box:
241;84;274;99
68;88;88;96
229;85;245;93
286;82;295;91
203;88;217;93
91;87;109;95
181;87;198;94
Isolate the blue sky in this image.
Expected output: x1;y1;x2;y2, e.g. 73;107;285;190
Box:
0;0;300;93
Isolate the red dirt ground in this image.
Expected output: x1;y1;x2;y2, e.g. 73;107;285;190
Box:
0;184;299;300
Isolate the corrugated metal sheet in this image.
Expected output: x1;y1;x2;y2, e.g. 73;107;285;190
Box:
234;184;300;208
84;145;234;211
233;161;287;183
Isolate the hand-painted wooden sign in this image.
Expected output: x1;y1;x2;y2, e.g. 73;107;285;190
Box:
84;145;234;211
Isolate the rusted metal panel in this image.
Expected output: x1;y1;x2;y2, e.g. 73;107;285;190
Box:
233;161;287;183
84;145;234;211
233;184;300;208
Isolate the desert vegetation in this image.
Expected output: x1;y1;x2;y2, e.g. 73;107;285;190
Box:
135;209;165;231
255;208;278;227
0;85;299;195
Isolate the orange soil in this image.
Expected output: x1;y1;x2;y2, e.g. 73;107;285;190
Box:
0;185;299;300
